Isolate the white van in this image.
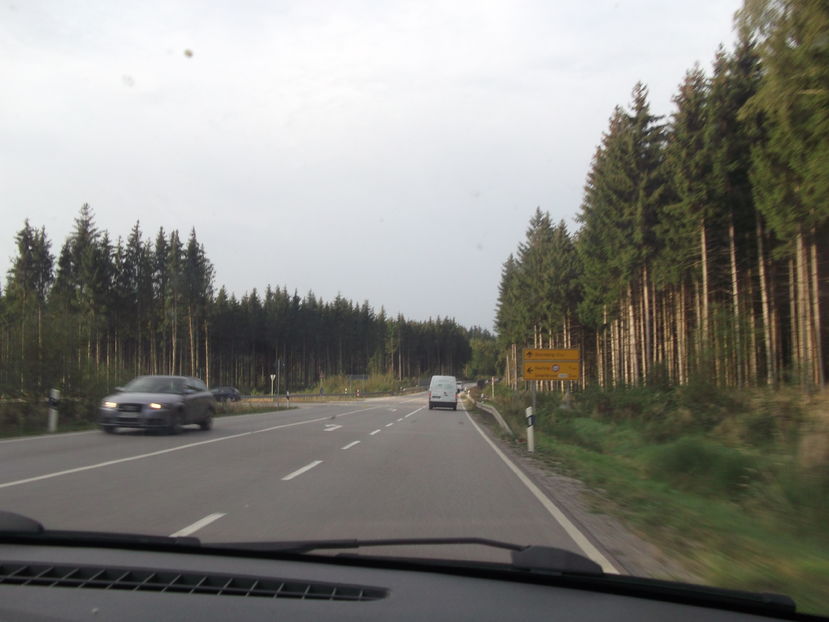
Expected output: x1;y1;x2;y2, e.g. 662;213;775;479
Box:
428;375;458;410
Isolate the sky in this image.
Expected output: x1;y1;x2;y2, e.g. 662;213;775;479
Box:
1;0;742;330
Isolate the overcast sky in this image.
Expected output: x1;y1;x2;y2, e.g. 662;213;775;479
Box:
1;0;741;330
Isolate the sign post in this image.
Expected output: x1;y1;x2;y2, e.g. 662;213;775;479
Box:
270;374;276;401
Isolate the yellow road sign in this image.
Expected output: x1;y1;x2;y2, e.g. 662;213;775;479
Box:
522;361;580;381
522;348;580;361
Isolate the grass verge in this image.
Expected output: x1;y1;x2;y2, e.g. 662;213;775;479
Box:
468;384;829;616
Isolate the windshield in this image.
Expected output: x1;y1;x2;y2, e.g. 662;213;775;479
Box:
1;1;827;617
122;377;185;394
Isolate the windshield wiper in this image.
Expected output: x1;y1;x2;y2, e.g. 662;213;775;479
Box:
209;536;604;575
0;512;798;616
0;511;601;576
0;511;200;548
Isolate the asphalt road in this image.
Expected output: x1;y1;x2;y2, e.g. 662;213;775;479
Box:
0;394;619;571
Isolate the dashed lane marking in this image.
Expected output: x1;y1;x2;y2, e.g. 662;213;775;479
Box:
170;512;226;537
281;460;323;481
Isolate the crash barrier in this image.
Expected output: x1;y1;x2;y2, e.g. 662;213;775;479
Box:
474;400;515;438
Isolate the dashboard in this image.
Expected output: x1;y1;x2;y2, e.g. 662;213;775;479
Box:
0;542;811;622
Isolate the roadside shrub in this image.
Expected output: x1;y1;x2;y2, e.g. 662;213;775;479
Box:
0;400;45;434
641;407;697;442
774;463;829;525
676;376;744;430
644;436;757;497
542;416;644;456
548;418;608;453
535;391;562;413
739;411;778;446
575;384;674;422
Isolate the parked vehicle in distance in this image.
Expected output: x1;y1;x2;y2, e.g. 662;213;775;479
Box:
211;386;242;402
428;375;458;410
98;375;215;434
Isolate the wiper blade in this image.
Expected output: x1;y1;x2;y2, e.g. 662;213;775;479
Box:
210;537;603;575
0;513;797;615
0;510;200;548
212;536;522;554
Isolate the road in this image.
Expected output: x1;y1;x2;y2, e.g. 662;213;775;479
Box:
0;394;619;571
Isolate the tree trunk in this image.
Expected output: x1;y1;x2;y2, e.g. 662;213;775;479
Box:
700;218;710;347
747;269;758;384
204;319;210;387
608;318;614;387
642;265;651;380
627;285;638;384
187;306;195;377
728;213;741;386
756;220;774;385
171;304;178;376
796;230;812;391
809;231;824;387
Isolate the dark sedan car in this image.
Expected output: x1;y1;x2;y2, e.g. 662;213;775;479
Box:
98;375;216;434
211;386;241;402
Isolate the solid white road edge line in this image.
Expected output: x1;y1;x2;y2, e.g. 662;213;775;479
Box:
462;408;620;574
282;460;323;481
341;441;361;450
170;512;226;537
0;406;380;490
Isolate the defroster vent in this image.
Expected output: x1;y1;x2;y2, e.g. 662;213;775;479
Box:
0;561;387;601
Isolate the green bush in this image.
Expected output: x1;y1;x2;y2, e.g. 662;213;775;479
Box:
541;415;644;456
574;384;675;423
676;376;744;429
548;418;608;453
772;464;829;529
644;436;757;497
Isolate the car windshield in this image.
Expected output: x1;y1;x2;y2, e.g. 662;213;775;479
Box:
1;1;827;617
122;377;184;395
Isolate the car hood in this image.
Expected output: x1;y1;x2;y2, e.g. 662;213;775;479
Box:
104;392;185;404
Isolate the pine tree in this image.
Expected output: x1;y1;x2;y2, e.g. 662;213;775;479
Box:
739;0;829;387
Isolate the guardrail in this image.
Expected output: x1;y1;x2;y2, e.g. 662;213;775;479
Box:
471;399;514;438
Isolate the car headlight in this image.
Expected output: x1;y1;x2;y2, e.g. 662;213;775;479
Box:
103;401;118;409
148;402;165;410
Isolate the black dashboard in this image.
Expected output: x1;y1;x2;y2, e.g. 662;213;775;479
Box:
0;542;816;622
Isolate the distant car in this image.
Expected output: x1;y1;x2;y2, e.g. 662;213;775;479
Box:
428;375;458;410
211;386;241;402
98;375;215;434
